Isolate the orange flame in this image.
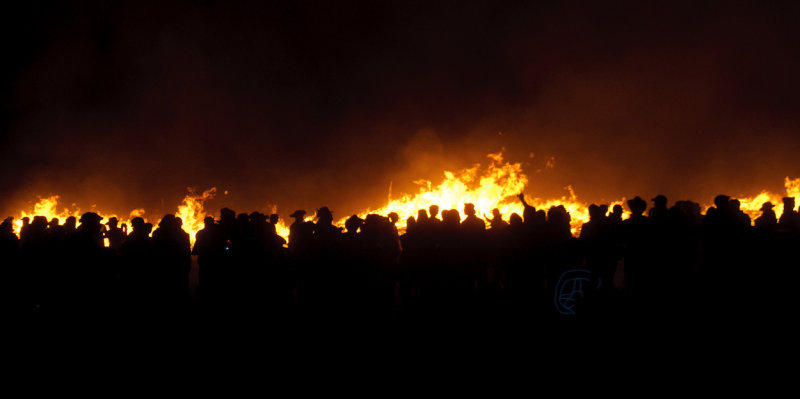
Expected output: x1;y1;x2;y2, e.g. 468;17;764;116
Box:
176;187;217;245
13;188;218;247
734;177;800;221
335;152;593;235
8;152;800;245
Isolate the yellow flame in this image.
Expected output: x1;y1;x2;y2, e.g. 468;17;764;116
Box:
335;152;592;235
176;187;217;246
12;188;219;247
735;177;800;221
13;195;83;236
9;153;800;246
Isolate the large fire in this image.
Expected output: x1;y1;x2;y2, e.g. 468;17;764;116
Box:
8;151;800;246
337;152;606;235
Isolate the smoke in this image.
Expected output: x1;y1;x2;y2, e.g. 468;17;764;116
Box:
3;1;800;218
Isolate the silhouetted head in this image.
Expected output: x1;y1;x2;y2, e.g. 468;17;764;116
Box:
159;214;177;230
269;214;279;225
761;202;775;212
417;209;428;222
250;212;265;223
464;203;476;217
204;216;214;228
406;216;417;233
652;195;668;209
289;210;306;221
535;209;547;224
548;205;571;223
783;197;795;211
220;208;236;224
429;205;439;218
588;204;600;221
730;199;741;212
0;217;13;234
345;215;364;233
131;217;145;232
714;195;731;211
492;208;502;219
32;216;47;227
522;204;537;223
612;204;623;216
547;206;572;239
22;217;29;226
144;222;153;235
445;209;461;225
362;214;386;234
627;196;647;216
316;207;333;224
48;218;59;229
79;212;102;225
509;213;522;226
65;216;77;229
106;217;118;228
599;204;609;216
78;212;103;235
388;212;399;224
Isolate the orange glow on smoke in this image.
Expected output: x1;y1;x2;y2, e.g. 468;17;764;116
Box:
9;151;800;245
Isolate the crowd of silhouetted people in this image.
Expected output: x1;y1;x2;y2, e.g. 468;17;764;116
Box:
1;193;798;327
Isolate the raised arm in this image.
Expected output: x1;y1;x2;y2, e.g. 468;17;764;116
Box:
517;192;530;208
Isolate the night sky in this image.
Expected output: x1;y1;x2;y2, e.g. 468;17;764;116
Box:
3;1;800;218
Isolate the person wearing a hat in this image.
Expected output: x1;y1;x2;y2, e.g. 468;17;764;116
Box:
755;202;777;231
79;212;104;247
649;195;668;222
344;214;364;235
314;206;342;240
626;196;647;219
288;210;313;253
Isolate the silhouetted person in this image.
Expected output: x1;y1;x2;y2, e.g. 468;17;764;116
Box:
192;216;225;305
729;199;751;229
487;208;509;232
267;213;287;250
64;216;77;237
151;214;192;312
63;212;115;315
621;196;653;314
546;205;572;243
105;217;126;252
0;217;21;313
288;210;313;254
517;193;536;224
609;204;623;225
649;195;668;223
461;203;486;235
313;206;341;246
19;217;31;245
428;205;440;223
416;209;429;225
755;202;777;232
779;197;799;233
120;217;154;313
175;216;191;253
